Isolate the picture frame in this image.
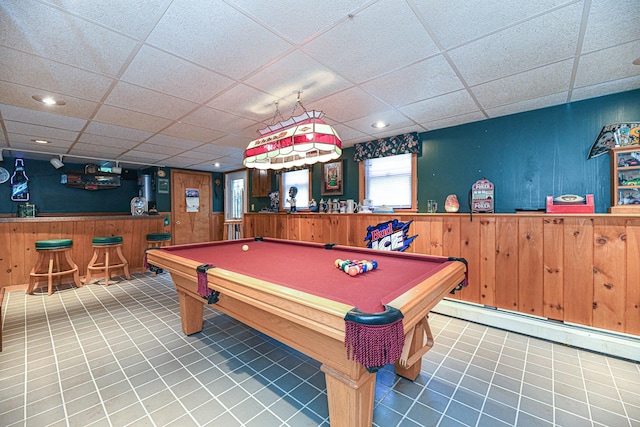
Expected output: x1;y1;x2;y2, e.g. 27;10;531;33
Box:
158;178;170;194
321;160;343;196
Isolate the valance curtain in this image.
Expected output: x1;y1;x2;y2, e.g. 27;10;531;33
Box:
353;132;421;162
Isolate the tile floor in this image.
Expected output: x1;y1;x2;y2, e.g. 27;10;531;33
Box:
0;273;638;427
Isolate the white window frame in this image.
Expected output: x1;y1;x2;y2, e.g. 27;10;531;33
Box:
280;169;312;211
359;153;417;212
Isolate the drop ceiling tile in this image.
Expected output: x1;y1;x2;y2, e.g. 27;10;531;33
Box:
1;0;137;76
473;60;573;109
1;104;87;131
158;156;201;167
121;45;235;104
400;90;479;123
208;134;253;150
180;106;260;134
170;150;216;161
245;51;352;101
574;42;640;88
93;105;173;133
104;82;198;120
7;132;74;149
69;142;128;157
228;0;366;44
0;82;98;121
331;124;370;145
571;75;640;102
146;0;292;78
0;47;114;102
207;84;276;121
368;125;425;141
161;122;225;143
582;0;640;53
485;92;568;119
192;143;242;157
303;0;439;83
421;111;486;132
414;0;569;49
190;161;225;172
133;142;187;156
342;110;416;135
48;0;170;39
6;141;69;154
77;134;140;150
5;122;79;142
362;55;463;107
83;122;152;142
144;134;203;150
312;87;388;123
121;150;171;162
448;2;583;86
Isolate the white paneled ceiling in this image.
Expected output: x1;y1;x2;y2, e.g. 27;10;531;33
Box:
1;0;639;172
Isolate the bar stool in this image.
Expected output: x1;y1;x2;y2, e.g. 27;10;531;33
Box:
145;233;171;275
85;236;131;286
27;239;82;296
146;232;171;248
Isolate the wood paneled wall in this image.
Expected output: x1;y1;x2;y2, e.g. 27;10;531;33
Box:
0;216;167;288
245;213;640;337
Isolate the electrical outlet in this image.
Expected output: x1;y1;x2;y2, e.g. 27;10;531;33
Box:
251;204;255;211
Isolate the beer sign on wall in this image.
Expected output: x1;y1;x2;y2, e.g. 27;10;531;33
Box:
365;219;417;252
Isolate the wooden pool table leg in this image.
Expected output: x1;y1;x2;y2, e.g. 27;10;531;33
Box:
395;315;434;380
177;290;204;335
321;364;376;427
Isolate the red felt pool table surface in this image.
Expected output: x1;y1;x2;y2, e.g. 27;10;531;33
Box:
159;237;456;313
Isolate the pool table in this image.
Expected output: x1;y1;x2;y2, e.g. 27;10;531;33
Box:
146;237;467;427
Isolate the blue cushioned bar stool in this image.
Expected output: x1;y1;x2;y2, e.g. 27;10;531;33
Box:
27;239;82;296
85;236;131;286
145;233;171;275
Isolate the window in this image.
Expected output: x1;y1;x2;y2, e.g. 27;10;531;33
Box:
281;169;310;210
361;153;416;210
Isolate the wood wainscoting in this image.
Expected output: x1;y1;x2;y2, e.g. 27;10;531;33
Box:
245;213;640;338
0;215;167;289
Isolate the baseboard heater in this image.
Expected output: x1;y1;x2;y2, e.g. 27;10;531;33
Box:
433;299;640;362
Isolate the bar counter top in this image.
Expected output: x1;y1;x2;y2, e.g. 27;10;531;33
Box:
0;214;164;223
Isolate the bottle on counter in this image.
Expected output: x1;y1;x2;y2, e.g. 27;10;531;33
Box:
11;158;30;202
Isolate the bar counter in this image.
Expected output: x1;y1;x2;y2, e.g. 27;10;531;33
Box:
0;214;168;289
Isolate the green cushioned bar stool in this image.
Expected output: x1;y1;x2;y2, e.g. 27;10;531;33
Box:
146;233;171;248
27;239;82;296
85;236;131;286
145;233;171;275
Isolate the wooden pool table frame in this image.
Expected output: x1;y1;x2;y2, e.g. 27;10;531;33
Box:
147;239;466;427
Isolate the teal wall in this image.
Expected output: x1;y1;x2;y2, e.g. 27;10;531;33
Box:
0;159;224;215
0;158;139;215
416;89;639;213
251;89;639;214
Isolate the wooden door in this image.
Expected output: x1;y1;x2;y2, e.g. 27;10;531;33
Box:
171;170;212;244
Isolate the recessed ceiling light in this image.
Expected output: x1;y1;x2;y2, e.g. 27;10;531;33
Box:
633;57;640;65
214;162;221;167
32;139;50;144
32;95;66;106
371;121;389;129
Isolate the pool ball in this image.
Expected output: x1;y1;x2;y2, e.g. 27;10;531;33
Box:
242;245;249;251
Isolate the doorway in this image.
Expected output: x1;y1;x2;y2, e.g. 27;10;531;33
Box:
224;170;246;239
171;170;212;244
